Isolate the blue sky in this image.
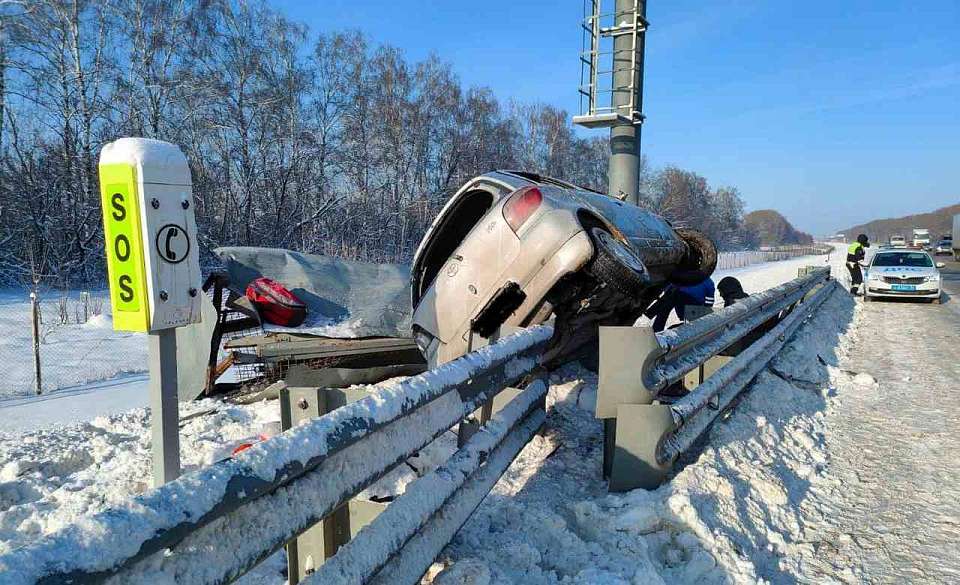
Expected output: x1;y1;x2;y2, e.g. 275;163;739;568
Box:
271;0;959;236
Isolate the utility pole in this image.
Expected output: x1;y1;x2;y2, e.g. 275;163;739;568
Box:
608;0;646;205
574;0;647;205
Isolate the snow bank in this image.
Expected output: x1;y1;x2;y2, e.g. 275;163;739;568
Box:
0;326;551;584
0;398;288;583
430;278;856;584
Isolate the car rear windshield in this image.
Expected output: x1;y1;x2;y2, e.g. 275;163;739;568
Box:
414;189;495;303
872;252;933;267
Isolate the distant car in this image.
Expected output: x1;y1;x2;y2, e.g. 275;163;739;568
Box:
934;240;952;256
889;235;907;248
410;170;716;367
865;250;943;304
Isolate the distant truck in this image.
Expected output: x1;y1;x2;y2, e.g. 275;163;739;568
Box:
889;235;906;248
912;228;930;249
954;215;960;259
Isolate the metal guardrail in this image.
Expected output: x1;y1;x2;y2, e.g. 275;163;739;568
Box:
650;268;832;392
597;267;835;490
660;279;836;463
2;267;840;583
0;326;552;585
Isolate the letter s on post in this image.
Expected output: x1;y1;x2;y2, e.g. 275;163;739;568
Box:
118;274;134;303
111;192;126;221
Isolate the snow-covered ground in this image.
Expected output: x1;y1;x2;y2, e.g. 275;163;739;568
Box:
0;290;147;400
0;250;853;584
0;376;149;434
787;281;960;583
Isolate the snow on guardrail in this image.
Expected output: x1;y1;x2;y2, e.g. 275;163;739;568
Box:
0;325;552;585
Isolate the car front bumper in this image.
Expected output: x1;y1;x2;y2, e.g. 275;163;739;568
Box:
866;282;941;299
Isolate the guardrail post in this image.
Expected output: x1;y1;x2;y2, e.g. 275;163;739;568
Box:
280;385;388;583
608;403;675;490
596;326;665;484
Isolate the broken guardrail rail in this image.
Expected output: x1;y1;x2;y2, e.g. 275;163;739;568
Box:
596;267;835;491
0;326;552;585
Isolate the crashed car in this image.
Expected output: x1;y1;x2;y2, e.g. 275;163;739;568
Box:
410;170;716;367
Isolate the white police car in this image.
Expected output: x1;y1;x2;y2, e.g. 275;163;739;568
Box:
865;250;943;304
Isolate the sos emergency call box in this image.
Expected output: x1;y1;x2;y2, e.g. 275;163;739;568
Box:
98;138;201;332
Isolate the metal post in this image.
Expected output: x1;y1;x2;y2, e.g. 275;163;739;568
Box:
30;291;42;395
608;0;646;204
149;328;181;485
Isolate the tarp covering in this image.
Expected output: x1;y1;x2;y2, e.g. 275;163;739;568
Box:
215;247;413;338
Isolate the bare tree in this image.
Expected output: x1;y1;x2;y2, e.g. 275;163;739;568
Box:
0;0;760;287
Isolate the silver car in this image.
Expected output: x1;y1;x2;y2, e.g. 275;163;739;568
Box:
865;250;943;304
410;170;715;366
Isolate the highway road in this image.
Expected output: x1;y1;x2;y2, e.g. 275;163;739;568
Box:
798;252;960;583
936;256;960;314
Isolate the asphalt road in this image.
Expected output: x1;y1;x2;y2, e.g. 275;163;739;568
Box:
799;253;960;583
935;255;960;309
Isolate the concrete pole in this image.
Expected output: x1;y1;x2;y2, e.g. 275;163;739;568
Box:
149;328;181;486
607;0;646;205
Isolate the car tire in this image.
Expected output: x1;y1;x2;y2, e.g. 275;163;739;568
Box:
587;227;650;296
670;228;718;286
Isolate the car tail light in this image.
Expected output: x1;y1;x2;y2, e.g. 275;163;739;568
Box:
502;187;543;232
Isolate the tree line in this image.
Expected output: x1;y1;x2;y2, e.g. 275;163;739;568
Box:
0;0;759;287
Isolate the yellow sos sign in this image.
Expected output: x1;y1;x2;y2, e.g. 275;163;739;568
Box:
99;163;151;332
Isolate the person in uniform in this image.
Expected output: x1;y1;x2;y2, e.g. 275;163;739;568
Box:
846;234;870;295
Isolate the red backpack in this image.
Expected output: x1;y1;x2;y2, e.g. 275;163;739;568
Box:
245;277;307;327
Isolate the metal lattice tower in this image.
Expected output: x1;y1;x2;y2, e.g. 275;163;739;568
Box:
574;0;648;127
574;0;648;204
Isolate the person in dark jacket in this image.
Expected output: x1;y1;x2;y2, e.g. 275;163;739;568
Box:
647;275;715;332
717;276;749;306
846;234;870;295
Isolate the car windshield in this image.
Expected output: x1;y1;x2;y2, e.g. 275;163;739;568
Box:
872;252;933;267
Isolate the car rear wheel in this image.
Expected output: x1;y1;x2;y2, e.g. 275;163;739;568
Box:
670;228;718;286
587;227;650;296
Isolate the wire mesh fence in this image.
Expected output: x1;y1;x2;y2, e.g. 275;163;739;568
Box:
716;245;831;271
0;286;148;399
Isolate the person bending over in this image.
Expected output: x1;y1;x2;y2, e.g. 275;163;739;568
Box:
647;275;716;332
